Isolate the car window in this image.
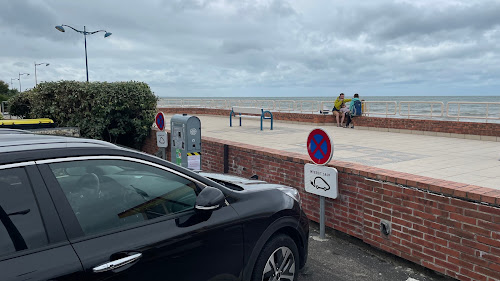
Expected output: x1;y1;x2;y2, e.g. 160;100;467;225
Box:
0;167;49;257
48;159;199;236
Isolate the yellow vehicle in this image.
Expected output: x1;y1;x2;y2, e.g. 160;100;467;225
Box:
0;118;55;129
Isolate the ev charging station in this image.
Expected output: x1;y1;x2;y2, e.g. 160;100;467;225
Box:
170;114;202;170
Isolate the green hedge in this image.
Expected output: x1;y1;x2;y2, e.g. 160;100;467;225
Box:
8;81;158;149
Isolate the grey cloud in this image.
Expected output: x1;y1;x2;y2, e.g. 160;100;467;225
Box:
1;0;499;96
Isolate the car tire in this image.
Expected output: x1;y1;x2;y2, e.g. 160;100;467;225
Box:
251;234;299;281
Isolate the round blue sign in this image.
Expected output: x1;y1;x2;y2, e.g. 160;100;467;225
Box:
156;112;165;131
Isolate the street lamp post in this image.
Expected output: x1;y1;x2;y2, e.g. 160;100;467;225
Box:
18;73;30;92
10;78;18;90
34;62;50;86
55;24;112;82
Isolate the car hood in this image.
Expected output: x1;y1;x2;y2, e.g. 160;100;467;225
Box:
199;172;289;191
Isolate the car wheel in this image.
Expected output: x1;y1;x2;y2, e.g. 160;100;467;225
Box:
252;234;299;281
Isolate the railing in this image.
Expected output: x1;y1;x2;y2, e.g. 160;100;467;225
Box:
157;99;500;122
296;100;320;113
254;100;276;111
319;101;334;113
275;100;296;112
363;101;398;117
399;101;444;119
446;102;500;122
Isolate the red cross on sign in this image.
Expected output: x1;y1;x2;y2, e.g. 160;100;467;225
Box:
307;128;333;165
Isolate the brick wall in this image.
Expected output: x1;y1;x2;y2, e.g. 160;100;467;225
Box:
143;129;500;281
157;107;500;137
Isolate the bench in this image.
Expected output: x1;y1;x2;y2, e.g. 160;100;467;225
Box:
230;106;273;131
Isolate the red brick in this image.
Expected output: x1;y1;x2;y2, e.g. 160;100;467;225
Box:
449;213;477;225
460;253;489;267
434;244;460;258
424;234;448;247
402;214;424;225
426;206;449;217
477;236;500;248
449;256;474;270
412;250;434;262
424;220;448;232
464;209;493;221
426;192;451;204
462;224;491;237
477;205;500;217
401;240;423;252
448;242;476;256
462;238;490;252
437;217;462;229
414;224;435;235
477;220;500;232
434;258;460;272
423;248;447;261
475;265;500;280
421;260;446;274
450;198;477;210
460;268;488;281
438;203;463;214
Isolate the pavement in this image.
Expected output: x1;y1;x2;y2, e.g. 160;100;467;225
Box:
300;223;454;281
165;114;500;190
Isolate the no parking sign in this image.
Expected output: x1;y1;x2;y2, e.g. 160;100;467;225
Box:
307;128;333;165
156;112;166;131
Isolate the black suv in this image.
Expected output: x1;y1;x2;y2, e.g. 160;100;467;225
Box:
0;129;308;281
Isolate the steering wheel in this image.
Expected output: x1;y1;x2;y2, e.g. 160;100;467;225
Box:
76;173;101;198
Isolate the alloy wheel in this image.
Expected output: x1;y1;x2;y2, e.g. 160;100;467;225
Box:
261;246;295;281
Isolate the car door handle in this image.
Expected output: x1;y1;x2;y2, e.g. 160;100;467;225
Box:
93;253;142;273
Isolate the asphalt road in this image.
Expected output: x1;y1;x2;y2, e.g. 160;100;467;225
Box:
298;222;456;281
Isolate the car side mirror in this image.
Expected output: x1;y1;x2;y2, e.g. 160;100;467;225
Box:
195;186;225;211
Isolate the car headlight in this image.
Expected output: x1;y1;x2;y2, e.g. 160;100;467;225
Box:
277;187;301;204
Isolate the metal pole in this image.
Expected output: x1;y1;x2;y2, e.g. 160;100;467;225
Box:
320;195;325;239
34;62;38;86
84;26;89;82
18;73;21;92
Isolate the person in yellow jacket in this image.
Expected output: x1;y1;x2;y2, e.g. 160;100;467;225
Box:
332;93;351;127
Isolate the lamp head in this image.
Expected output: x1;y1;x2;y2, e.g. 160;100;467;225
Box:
104;32;112;38
45;63;50;66
55;25;65;32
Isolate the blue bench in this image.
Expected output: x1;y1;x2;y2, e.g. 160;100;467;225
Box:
230;106;273;131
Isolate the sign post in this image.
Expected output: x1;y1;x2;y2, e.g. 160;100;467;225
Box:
305;128;337;240
156;112;167;159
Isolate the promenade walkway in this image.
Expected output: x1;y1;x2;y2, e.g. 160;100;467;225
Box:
165;114;500;190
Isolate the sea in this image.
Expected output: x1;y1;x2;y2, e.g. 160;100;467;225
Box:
158;96;500;123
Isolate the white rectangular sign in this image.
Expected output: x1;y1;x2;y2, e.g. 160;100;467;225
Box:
188;154;201;170
304;164;338;199
156;131;168;148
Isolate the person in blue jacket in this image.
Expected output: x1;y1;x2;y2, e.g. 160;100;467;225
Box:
345;93;361;128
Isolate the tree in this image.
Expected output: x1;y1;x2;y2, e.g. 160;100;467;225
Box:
0;80;9;95
9;81;158;149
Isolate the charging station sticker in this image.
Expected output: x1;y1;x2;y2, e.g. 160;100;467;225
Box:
187;152;201;170
176;149;182;165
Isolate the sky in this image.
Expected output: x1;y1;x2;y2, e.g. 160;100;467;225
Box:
1;0;500;97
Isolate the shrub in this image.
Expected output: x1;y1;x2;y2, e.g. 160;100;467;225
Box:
8;91;35;118
9;81;157;149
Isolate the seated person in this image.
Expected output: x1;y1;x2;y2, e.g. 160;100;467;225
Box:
332;93;351;127
339;104;350;126
345;93;362;128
